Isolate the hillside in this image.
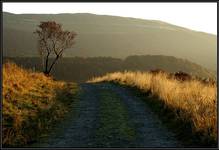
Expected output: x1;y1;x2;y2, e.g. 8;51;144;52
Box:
2;61;78;147
3;55;216;83
3;12;216;71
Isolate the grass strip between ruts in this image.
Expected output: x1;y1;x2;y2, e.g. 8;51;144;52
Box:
94;89;136;147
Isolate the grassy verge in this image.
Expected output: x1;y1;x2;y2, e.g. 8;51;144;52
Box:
94;89;136;147
88;71;217;147
3;62;79;147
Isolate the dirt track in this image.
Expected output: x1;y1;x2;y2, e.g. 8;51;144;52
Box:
31;83;182;148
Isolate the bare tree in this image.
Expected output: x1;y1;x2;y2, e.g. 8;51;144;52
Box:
34;21;77;75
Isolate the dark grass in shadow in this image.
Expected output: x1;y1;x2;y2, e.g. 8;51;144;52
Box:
94;89;136;147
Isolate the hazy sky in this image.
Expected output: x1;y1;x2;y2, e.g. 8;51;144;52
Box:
3;2;217;35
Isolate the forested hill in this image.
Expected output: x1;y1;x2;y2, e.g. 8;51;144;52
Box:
4;55;215;83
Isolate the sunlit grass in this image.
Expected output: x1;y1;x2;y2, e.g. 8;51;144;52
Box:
3;61;78;147
88;71;217;145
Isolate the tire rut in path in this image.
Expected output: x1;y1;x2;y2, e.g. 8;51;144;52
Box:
32;83;100;148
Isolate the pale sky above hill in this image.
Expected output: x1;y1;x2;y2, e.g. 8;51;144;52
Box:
3;2;217;35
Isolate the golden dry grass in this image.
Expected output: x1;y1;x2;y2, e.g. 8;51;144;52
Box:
88;71;217;145
3;61;77;147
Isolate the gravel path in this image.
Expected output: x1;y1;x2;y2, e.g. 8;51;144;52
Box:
31;82;182;148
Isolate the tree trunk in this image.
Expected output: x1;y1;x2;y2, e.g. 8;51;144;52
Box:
47;56;59;75
43;70;50;76
44;53;50;74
